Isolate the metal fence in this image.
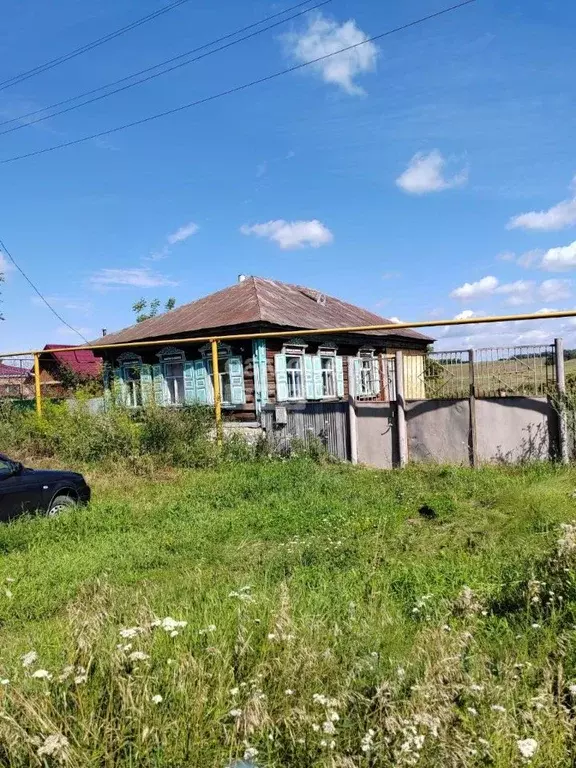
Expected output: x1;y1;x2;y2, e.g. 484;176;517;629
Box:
0;356;34;400
408;344;556;400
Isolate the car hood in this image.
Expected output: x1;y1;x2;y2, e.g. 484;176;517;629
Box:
22;468;84;482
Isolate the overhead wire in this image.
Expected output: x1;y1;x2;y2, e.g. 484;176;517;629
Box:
0;236;89;343
0;0;194;93
0;0;478;166
0;0;333;136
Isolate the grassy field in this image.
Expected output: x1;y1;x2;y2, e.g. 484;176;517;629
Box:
1;459;576;766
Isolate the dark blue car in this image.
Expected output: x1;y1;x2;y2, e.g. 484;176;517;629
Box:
0;454;90;522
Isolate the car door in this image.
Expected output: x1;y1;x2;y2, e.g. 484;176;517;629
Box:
0;460;44;522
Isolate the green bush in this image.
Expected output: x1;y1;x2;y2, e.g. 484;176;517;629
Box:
0;399;217;468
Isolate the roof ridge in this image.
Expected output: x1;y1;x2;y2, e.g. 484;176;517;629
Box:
251;276;263;321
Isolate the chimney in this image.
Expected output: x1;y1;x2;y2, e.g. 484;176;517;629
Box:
102;328;107;337
238;274;247;283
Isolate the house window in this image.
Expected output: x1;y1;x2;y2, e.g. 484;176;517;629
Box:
320;355;336;397
286;355;304;399
207;358;233;404
123;364;142;407
359;358;374;395
158;348;186;406
165;362;185;405
356;348;380;397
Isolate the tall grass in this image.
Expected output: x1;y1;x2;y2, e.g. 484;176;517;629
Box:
1;461;576;765
0;399;220;468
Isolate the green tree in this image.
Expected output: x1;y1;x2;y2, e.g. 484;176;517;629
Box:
132;297;176;323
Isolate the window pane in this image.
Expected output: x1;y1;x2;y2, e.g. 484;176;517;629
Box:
165;362;184;405
286;355;303;399
321;356;335;397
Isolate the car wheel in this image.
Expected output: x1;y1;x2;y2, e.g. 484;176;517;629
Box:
47;495;77;517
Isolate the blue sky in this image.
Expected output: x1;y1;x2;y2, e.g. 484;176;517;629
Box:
1;0;575;353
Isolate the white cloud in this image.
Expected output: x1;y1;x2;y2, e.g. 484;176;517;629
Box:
396;150;468;195
285;12;378;95
0;252;15;274
240;219;333;250
454;309;483;320
540;240;576;272
507;176;576;231
90;268;177;289
539;279;572;302
55;325;93;340
495;279;534;306
167;221;199;245
450;276;498;300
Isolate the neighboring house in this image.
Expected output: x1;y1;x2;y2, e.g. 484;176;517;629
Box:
34;344;103;398
0;361;32;399
92;276;433;420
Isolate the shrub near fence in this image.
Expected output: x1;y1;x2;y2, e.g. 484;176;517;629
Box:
0;398;221;468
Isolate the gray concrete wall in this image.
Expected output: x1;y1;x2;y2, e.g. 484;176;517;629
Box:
475;396;556;462
355;403;396;468
354;396;558;468
406;399;470;464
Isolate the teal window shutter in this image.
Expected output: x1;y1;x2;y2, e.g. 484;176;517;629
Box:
371;358;381;396
304;355;315;399
252;339;268;414
183;361;196;404
228;356;246;405
194;360;211;404
141;364;153;405
113;367;125;406
335;357;345;397
152;364;164;406
274;354;288;402
312;356;323;399
354;358;362;395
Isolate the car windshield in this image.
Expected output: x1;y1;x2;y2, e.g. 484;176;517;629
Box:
0;457;14;477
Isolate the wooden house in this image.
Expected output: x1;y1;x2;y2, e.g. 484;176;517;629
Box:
92;277;433;419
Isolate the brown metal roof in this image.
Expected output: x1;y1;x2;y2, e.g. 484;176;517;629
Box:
92;277;433;346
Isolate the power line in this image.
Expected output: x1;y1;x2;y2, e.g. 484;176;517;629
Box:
0;0;331;136
0;0;477;166
0;237;89;343
0;0;193;93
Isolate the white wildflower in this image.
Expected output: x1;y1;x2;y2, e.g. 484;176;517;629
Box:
37;733;69;761
467;707;478;716
517;738;538;759
312;693;328;705
74;674;88;685
119;627;144;639
361;729;375;752
160;617;187;632
5;577;15;583
170;630;179;638
199;624;216;635
322;720;336;735
5;589;13;599
569;683;576;697
312;723;321;732
230;687;240;696
152;694;163;704
328;711;339;722
491;704;506;713
58;665;74;682
21;650;38;668
267;633;277;640
128;651;149;662
244;747;258;760
285;689;294;695
32;669;52;680
531;623;541;629
397;666;406;678
229;708;243;718
470;684;484;692
116;643;133;652
0;679;9;685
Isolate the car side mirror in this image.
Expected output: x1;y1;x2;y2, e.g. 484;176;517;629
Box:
10;461;23;476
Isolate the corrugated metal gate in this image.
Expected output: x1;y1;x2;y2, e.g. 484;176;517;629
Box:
261;402;349;460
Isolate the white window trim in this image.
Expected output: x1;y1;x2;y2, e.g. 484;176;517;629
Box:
285;352;305;401
319;354;336;399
